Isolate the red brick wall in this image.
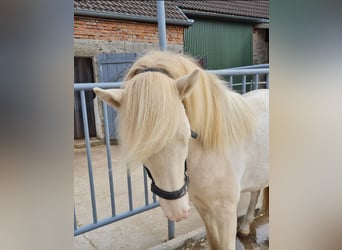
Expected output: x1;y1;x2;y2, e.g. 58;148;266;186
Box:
74;16;184;45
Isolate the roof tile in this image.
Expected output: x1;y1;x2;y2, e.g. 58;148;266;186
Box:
74;1;269;21
74;1;189;21
175;1;269;19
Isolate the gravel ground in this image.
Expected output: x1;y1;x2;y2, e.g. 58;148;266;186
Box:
182;214;269;250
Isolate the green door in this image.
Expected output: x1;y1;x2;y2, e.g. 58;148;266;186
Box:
184;18;253;70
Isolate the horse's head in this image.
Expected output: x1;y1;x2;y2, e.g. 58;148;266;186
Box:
94;69;199;222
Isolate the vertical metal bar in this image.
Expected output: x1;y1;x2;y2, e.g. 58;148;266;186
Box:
255;74;259;90
143;168;149;206
251;75;255;90
229;75;233;89
102;102;116;216
80;90;98;223
152;192;157;203
157;0;167;51
74;208;77;230
242;75;247;94
266;73;269;89
127;169;134;211
168;220;175;240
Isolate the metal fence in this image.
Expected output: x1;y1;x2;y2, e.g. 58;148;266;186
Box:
208;64;269;93
73;64;269;240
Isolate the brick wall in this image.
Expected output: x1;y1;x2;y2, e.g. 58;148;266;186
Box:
74;16;184;45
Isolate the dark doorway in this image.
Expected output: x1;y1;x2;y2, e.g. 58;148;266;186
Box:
74;57;96;139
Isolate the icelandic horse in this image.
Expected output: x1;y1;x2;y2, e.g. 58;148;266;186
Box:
94;51;269;249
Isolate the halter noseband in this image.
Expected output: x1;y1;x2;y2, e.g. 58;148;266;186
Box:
144;130;198;200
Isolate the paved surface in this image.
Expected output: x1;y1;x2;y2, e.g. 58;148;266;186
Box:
74;143;264;249
181;215;269;250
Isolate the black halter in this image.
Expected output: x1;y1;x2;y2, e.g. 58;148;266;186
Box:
135;67;173;79
144;130;198;200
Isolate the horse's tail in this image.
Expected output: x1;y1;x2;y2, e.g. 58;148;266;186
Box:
262;186;269;216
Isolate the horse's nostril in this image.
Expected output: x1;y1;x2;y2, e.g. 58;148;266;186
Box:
182;208;191;218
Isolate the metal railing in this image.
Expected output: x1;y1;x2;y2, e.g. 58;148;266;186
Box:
74;82;163;236
73;64;269;240
208;64;269;93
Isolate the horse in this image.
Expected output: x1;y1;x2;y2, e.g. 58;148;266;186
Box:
93;51;269;250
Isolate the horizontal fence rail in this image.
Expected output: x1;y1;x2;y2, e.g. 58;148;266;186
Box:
74;64;269;240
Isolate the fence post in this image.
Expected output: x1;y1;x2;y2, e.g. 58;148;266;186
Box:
157;0;167;51
168;220;175;240
80;90;98;223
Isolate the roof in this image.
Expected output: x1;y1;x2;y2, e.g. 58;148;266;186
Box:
176;1;269;20
74;0;192;26
74;0;269;25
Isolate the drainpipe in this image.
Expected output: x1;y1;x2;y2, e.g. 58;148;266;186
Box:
157;0;167;51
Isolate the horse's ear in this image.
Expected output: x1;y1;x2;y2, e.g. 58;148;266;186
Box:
93;87;123;108
175;69;199;99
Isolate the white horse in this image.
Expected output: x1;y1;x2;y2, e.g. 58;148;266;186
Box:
94;51;269;250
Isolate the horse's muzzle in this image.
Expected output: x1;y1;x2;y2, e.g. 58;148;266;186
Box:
159;193;191;222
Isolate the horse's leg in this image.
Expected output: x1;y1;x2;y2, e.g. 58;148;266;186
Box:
195;202;238;250
262;186;269;216
238;190;260;237
195;207;220;249
215;206;238;250
188;148;240;249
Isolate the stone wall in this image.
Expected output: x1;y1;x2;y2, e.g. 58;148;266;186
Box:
253;28;269;64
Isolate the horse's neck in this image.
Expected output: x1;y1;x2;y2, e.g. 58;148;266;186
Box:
187;84;256;153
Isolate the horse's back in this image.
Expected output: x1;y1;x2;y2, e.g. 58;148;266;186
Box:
240;89;269;192
243;89;269;111
243;89;269;132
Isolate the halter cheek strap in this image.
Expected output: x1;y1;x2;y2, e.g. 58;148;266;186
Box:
144;130;198;200
191;130;198;139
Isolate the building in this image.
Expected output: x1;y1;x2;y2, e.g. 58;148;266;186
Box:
177;1;269;68
73;1;269;139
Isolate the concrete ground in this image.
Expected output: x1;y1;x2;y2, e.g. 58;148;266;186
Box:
178;215;269;250
74;142;264;250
